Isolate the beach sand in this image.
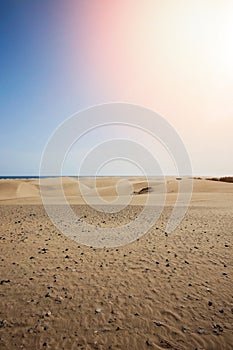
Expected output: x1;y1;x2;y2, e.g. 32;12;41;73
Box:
0;177;232;349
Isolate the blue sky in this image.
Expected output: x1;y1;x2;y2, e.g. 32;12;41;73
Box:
1;1;233;176
0;1;95;175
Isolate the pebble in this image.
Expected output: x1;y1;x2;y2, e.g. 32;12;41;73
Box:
0;279;10;285
55;296;63;303
0;320;7;328
95;308;101;313
182;326;187;333
146;340;152;346
197;328;204;334
213;324;223;335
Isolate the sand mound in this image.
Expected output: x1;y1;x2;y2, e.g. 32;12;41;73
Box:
0;180;39;200
1;177;233;206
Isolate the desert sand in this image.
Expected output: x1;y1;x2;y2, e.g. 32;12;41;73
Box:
0;177;232;349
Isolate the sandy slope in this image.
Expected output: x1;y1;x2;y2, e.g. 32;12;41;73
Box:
1;177;233;206
0;177;233;349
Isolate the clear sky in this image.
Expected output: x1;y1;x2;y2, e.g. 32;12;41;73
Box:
1;0;233;176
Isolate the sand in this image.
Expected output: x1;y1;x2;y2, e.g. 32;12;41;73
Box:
0;177;232;349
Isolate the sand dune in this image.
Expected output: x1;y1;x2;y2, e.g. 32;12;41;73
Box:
0;177;233;207
0;180;39;200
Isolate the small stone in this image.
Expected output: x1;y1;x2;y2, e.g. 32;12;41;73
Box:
182;326;187;333
55;296;63;303
219;309;224;313
146;340;152;346
213;324;223;335
208;301;213;306
45;311;52;317
0;320;6;328
95;308;101;313
197;328;204;334
154;321;162;326
0;279;10;285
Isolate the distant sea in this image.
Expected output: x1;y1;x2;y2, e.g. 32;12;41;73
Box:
0;176;57;179
0;175;173;180
0;175;143;179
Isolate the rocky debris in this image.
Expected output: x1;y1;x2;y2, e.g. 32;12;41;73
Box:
95;308;101;313
0;279;10;285
213;324;223;335
133;186;152;195
39;248;48;254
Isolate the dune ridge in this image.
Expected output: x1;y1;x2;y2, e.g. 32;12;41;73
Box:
0;177;233;206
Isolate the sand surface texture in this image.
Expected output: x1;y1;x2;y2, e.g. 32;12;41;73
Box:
0;177;232;349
